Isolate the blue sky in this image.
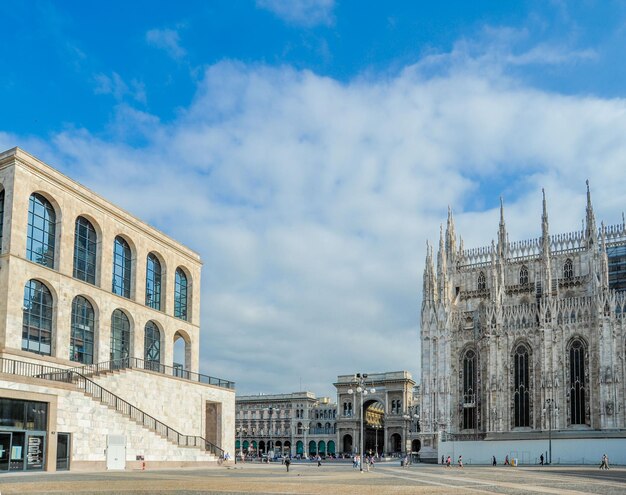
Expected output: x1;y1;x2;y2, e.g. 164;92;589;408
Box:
3;1;626;397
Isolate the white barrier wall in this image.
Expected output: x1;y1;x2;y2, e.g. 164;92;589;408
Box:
438;437;626;465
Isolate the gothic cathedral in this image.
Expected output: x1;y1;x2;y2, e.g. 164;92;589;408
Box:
420;183;626;446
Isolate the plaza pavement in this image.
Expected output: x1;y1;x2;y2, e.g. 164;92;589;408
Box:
0;461;624;495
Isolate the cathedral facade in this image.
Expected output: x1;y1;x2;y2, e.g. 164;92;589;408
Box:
420;184;626;460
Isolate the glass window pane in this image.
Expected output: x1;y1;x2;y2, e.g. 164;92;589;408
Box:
174;268;188;320
73;217;97;284
110;309;131;362
145;254;161;310
112;237;132;298
70;296;95;364
22;280;53;356
26;194;56;268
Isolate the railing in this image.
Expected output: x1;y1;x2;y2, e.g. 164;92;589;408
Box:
69;357;235;390
0;357;224;457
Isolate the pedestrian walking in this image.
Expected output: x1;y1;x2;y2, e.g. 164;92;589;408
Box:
492;455;497;466
504;455;509;466
599;454;606;469
285;457;291;472
458;455;463;468
441;455;445;465
446;455;451;468
316;454;321;467
540;453;544;466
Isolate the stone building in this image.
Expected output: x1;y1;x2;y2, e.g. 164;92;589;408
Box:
236;373;422;459
420;184;626;463
0;147;235;472
334;372;418;456
235;392;337;458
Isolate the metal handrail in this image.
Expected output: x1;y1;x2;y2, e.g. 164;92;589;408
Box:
69;357;235;390
0;357;224;457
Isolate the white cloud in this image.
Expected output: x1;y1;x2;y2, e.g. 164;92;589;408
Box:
256;0;335;27
9;45;626;397
93;72;146;104
146;27;186;60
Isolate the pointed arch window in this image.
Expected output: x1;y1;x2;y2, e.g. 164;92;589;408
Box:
112;236;132;298
462;349;477;430
520;265;529;285
569;339;587;425
145;253;162;310
73;216;97;284
27;193;56;268
22;280;53;355
110;309;131;363
0;189;4;251
564;259;573;280
144;321;161;367
513;344;530;427
174;267;188;320
70;296;95;364
477;272;486;291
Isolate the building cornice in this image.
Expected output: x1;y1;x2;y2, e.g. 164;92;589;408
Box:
0;147;202;266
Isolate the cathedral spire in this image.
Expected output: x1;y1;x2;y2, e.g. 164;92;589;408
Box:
437;225;448;302
601;222;609;289
445;206;457;263
585;180;598;247
498;196;507;258
423;240;437;305
541;188;552;296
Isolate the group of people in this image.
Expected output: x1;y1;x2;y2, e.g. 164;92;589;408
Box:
441;455;463;468
350;454;376;471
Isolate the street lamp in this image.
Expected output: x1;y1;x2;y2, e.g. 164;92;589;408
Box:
268;406;274;461
372;424;382;457
348;373;376;473
236;426;247;465
543;399;557;465
302;425;310;459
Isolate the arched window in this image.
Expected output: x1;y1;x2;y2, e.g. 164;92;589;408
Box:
520;265;529;285
22;280;53;355
174;267;188;320
462;349;477;430
477;272;486;291
0;189;4;251
564;259;573;280
144;321;161;366
112;236;132;298
73;216;97;284
513;344;530;427
70;296;95;364
27;193;56;268
145;253;162;310
569;339;587;425
110;309;131;362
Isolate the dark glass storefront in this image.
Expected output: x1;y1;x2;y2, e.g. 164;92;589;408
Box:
0;398;48;472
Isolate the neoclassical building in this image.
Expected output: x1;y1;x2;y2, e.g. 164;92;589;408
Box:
0;148;234;472
235;373;422;459
235;392;338;458
420;184;626;463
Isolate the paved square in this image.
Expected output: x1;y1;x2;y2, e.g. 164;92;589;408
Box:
0;462;624;494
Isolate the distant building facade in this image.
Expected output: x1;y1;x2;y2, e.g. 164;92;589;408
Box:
420;184;626;463
0;148;234;472
235;392;337;457
236;371;422;458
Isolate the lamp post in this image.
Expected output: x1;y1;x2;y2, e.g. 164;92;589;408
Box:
302;425;310;459
268;406;274;461
236;426;247;465
348;373;376;473
372;424;382;457
543;399;557;465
